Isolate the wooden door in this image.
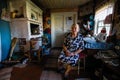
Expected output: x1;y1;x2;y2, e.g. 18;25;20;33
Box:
51;12;77;47
0;20;11;61
51;14;64;47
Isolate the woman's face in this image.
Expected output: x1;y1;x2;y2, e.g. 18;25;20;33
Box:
71;25;79;33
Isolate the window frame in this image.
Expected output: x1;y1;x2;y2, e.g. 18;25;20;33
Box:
94;3;114;36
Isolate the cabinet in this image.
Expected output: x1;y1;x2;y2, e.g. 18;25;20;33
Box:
9;0;43;52
102;63;120;80
93;50;120;80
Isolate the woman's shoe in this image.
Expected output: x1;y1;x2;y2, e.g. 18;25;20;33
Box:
64;72;69;78
57;67;65;73
64;65;73;79
63;72;69;80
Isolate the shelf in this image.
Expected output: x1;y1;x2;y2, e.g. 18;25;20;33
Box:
10;17;38;20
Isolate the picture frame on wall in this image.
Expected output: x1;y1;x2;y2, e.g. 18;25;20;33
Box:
1;8;10;21
66;16;73;25
19;38;26;45
66;16;73;31
0;0;10;21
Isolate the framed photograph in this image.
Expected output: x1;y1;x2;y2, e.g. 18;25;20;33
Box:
66;16;73;25
19;38;26;45
1;8;10;21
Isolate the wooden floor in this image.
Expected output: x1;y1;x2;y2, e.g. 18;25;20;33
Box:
0;64;27;80
43;48;91;80
0;48;92;80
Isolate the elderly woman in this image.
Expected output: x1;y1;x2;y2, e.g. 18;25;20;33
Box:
58;23;85;77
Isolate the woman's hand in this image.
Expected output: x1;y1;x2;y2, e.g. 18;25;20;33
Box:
65;50;71;56
65;51;74;56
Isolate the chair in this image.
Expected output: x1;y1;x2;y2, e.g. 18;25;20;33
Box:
68;50;87;79
78;50;87;75
30;38;42;61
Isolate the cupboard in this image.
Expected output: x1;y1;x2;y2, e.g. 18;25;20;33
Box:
9;0;43;52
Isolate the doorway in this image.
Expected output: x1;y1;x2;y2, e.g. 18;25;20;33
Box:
51;12;77;47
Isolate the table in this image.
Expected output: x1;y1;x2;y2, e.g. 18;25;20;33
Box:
82;37;115;80
83;37;113;49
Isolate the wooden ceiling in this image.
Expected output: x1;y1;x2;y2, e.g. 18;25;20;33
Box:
31;0;91;10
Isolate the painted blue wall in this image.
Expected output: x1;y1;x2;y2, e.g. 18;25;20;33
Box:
0;20;11;61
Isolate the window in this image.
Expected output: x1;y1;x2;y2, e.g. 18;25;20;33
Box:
94;3;114;36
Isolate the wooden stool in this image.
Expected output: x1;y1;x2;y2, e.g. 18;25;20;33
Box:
30;38;42;62
30;48;42;61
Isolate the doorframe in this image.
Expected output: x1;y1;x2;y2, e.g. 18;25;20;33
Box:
51;12;77;47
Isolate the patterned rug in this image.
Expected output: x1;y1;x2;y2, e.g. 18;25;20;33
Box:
10;63;43;80
40;70;62;80
0;63;27;80
0;67;12;80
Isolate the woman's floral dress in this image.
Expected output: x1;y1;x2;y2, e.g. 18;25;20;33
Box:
58;32;85;66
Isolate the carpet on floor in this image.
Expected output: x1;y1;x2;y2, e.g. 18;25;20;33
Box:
10;64;43;80
40;70;62;80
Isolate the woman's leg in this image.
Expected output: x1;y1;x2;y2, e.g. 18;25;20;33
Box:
64;65;72;77
57;61;65;73
58;61;63;69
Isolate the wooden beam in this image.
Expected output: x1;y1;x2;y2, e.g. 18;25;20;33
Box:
51;8;78;12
